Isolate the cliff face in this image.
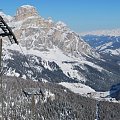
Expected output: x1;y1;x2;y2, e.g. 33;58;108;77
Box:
15;5;39;21
10;5;99;58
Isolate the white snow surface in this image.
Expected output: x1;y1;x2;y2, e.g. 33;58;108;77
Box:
4;43;105;82
5;44;85;81
43;90;55;102
59;82;118;102
3;42;107;83
59;82;95;94
97;42;113;50
103;48;120;55
97;42;120;55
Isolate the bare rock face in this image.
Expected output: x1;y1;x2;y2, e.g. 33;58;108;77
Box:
15;5;38;21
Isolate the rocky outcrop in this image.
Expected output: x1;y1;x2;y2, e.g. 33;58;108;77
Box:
15;5;39;21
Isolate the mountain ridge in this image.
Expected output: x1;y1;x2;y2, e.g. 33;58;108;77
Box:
1;5;120;93
80;28;120;37
7;5;99;58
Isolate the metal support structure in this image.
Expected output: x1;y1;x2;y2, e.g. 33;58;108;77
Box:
0;16;18;44
0;15;18;120
0;38;3;120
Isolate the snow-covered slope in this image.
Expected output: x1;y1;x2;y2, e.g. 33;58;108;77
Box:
59;82;95;94
1;5;99;82
3;43;102;83
81;32;120;56
59;82;118;102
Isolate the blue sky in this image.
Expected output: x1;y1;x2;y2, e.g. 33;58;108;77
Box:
0;0;120;32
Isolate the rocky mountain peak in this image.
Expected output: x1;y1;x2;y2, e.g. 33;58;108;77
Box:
56;21;67;30
4;5;99;58
0;12;12;22
15;5;39;21
11;6;98;58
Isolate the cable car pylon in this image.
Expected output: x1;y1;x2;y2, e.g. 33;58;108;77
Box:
0;15;44;119
0;15;18;120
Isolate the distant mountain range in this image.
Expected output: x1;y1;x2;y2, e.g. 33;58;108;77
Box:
82;34;120;56
80;29;120;36
80;29;120;55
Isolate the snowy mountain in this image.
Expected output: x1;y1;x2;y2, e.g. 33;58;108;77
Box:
81;29;120;56
12;5;98;58
80;29;120;36
1;5;120;93
1;5;120;120
82;35;120;56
